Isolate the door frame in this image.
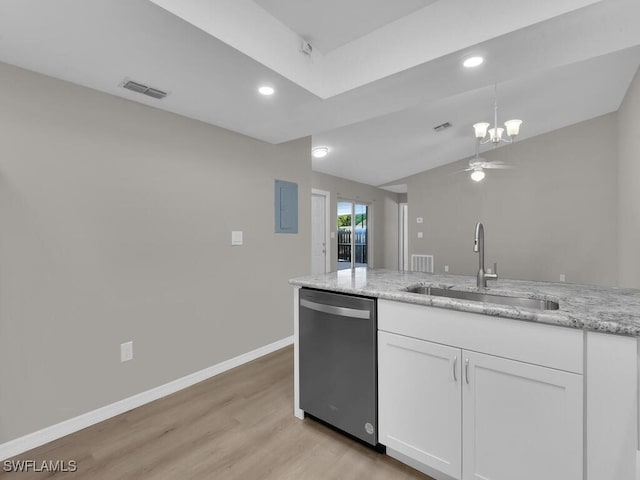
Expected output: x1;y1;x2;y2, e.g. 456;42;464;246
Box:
399;202;408;271
312;189;331;274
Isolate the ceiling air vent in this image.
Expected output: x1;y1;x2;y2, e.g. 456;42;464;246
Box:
433;122;452;132
122;80;168;99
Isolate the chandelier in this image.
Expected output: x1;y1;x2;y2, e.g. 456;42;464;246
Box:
473;85;522;145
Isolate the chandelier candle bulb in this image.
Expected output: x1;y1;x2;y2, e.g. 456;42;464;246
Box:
473;122;490;138
490;127;504;143
504;119;523;137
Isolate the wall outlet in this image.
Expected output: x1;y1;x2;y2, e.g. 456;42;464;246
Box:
559;274;566;282
416;217;423;224
444;265;449;273
417;232;423;238
121;341;133;362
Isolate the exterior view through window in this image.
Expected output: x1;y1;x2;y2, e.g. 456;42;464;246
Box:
337;201;368;270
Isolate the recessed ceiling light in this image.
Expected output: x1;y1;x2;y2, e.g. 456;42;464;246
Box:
463;56;484;68
312;146;329;158
258;86;275;96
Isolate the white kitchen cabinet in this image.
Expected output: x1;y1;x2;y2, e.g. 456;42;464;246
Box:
377;300;585;480
378;331;462;479
462;351;583;480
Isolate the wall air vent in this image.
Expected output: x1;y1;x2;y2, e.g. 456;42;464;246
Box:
121;80;168;99
433;122;452;132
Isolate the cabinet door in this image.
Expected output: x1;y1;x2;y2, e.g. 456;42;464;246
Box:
462;351;583;480
378;331;462;479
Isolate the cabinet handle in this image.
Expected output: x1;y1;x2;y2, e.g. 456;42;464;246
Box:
453;356;458;382
465;358;470;384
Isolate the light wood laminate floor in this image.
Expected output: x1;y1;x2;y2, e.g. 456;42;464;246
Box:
2;346;433;480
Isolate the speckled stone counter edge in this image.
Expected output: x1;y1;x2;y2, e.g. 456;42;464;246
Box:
289;269;640;337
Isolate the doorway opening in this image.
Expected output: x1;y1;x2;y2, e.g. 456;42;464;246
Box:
337;201;369;270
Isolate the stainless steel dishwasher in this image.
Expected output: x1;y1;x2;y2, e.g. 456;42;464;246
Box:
299;288;378;447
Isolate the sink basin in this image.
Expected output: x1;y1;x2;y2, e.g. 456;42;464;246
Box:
406;286;560;311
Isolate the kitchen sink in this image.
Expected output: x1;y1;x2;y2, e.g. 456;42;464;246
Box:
406;286;560;310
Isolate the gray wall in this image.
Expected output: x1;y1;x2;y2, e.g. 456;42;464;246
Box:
618;67;640;288
0;63;311;443
398;113;618;286
312;172;400;270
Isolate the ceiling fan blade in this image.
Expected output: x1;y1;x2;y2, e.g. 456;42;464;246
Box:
484;164;513;169
451;167;473;174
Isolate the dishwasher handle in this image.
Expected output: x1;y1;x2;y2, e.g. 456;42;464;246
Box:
300;298;371;320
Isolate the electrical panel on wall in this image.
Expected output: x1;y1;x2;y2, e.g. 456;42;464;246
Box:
275;180;298;234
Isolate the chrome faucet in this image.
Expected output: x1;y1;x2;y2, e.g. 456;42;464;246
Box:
473;222;498;288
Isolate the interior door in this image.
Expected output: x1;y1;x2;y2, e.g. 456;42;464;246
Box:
311;193;327;274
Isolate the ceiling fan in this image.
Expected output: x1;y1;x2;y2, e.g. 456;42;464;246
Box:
460;150;512;182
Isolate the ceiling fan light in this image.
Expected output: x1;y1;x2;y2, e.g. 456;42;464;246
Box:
471;169;485;182
473;122;490;139
488;127;504;143
504;119;522;137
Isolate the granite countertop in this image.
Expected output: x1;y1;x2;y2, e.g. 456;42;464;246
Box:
289;268;640;336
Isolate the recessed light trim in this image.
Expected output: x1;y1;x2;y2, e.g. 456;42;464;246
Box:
312;146;330;158
463;56;484;68
258;86;275;96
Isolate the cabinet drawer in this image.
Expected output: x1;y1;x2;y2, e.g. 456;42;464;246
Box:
378;300;583;374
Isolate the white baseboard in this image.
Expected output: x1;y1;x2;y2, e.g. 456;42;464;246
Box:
0;336;293;461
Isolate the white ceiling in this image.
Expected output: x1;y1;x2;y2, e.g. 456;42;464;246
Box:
314;46;640;186
0;0;639;188
253;0;437;53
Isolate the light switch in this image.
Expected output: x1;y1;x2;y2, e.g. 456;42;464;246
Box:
417;232;423;238
330;232;336;239
121;341;133;362
232;231;243;246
